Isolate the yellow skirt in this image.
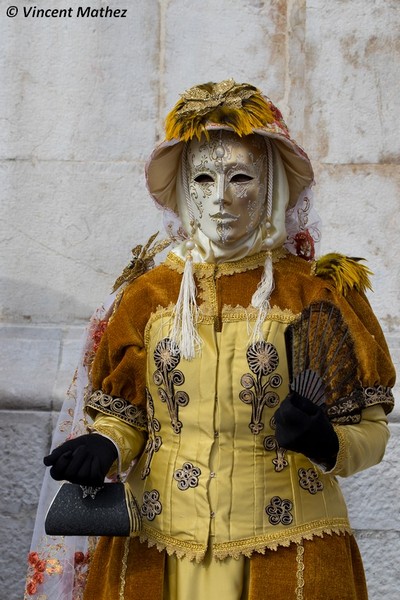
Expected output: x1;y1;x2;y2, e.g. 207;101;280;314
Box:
83;533;368;600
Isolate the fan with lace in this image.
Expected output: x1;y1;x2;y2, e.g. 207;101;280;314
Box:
284;301;364;422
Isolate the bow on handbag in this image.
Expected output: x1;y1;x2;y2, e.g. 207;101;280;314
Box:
45;481;142;537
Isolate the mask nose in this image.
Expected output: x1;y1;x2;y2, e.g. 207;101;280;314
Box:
215;174;228;209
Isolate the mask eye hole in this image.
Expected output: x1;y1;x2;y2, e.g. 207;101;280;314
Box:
230;173;253;183
194;174;214;183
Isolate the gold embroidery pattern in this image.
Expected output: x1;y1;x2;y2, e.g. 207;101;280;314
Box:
173;462;202;490
295;541;305;600
263;431;288;472
223;304;298;323
141;389;162;479
85;390;147;430
141;490;162;521
298;468;324;494
240;342;282;434
265;496;293;526
165;248;287;279
153;338;189;433
196;270;218;316
363;385;394;411
326;389;364;424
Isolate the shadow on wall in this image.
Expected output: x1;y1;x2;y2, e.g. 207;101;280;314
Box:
0;277;96;324
0;277;96;411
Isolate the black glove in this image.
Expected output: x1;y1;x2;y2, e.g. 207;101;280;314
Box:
43;434;118;486
274;392;339;468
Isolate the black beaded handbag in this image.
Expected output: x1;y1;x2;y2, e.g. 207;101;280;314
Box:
45;482;142;537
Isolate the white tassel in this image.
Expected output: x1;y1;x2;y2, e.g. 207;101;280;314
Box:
250;251;275;343
170;245;202;360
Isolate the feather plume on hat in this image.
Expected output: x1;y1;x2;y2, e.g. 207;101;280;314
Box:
165;79;284;142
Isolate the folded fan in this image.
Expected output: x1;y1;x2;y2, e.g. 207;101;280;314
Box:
284;302;360;411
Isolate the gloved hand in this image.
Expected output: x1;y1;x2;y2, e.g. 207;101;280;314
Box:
274;392;339;468
43;434;118;486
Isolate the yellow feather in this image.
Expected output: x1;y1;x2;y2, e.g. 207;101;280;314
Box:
315;253;373;295
165;82;276;142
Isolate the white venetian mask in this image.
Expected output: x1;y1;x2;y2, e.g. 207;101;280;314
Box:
183;131;270;246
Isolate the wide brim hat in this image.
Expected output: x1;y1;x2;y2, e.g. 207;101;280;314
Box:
146;79;314;219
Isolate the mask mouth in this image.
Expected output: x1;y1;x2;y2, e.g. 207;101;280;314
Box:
209;211;239;222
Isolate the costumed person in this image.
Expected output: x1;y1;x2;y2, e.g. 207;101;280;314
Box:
28;80;395;600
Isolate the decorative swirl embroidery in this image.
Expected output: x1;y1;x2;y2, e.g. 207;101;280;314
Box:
173;462;202;490
263;435;288;472
265;496;293;526
363;385;394;408
298;468;324;495
153;338;189;434
263;414;288;472
141;490;162;521
326;389;364;424
141;389;162;479
240;342;282;434
85;390;147;429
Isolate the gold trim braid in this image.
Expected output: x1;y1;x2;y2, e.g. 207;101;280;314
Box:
295;541;305;600
212;519;352;560
119;537;130;600
139;519;352;562
165;248;287;279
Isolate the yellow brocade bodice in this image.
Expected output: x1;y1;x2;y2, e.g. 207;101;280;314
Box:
87;250;395;561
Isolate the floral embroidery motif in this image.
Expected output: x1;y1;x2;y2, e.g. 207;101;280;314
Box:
25;552;48;596
173;462;202;490
25;548;92;599
141;490;162;521
240;341;282;434
142;389;162;479
153;338;189;434
265;496;293;526
298;468;324;494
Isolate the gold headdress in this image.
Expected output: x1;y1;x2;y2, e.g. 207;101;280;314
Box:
165;80;277;141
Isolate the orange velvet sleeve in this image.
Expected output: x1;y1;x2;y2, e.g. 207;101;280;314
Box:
90;290;148;408
310;283;396;413
89;263;182;410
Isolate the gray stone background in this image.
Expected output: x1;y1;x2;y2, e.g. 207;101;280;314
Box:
0;0;399;598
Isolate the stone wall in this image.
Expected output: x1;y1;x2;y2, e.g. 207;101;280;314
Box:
1;1;399;598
